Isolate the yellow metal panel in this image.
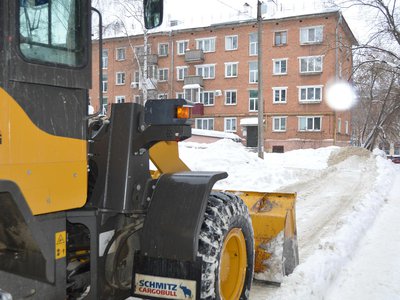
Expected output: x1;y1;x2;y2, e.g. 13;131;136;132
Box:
149;141;190;174
226;190;297;273
0;88;87;215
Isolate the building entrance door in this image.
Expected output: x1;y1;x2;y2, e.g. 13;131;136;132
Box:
246;126;258;147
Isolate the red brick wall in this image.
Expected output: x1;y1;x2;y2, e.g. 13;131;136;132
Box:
90;11;355;152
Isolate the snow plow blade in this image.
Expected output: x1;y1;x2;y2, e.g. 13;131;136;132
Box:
227;191;299;283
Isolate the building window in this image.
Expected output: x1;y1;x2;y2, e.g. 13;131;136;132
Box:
299;86;323;103
224;117;237;132
298;116;322;131
102;49;108;69
196;64;215;79
299;56;323;73
134;71;140;84
273;58;288;75
249;32;258;56
394;144;400;155
176;92;184;99
338;118;342;133
196;118;214;130
249;61;258;83
115;95;125;103
300;26;323;44
274;31;287;46
273;87;287;103
225;62;238;78
158;93;168;99
249;90;258;112
345;121;349;135
148;65;158;80
176;66;188;81
196;37;216;53
177;40;189;55
225;35;238;51
158;43;169;56
116;47;126;61
116;72;125;85
273;116;287;132
200;91;215;106
158;68;169;81
134;95;141;103
101;96;108;115
102;74;108;93
225;90;237;105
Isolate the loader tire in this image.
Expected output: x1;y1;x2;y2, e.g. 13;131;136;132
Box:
198;192;254;300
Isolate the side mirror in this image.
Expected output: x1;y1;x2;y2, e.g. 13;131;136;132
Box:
143;0;163;29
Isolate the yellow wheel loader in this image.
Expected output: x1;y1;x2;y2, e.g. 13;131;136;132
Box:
0;0;298;299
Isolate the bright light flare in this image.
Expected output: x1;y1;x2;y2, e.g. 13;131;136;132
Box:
325;80;357;111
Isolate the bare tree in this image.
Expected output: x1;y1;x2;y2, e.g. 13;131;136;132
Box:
352;58;400;150
327;0;400;150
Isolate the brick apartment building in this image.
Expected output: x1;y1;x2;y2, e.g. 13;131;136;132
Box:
90;9;357;152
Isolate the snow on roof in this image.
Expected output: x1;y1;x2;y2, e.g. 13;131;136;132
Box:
93;0;347;40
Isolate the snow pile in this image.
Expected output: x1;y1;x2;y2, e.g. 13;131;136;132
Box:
179;140;398;299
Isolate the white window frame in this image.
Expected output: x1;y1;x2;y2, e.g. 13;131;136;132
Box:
224;117;237;132
249;90;258;112
102;49;108;69
195;118;214;130
196;64;216;79
176;92;184;99
196;37;216;53
273;58;288;75
298;85;323;103
200;91;215;106
225;90;237;105
274;30;287;46
116;72;125;85
158;68;169;82
158;93;168;99
273;87;288;103
298;116;322;132
225;35;238;51
116;47;126;61
338;118;342;133
176;66;188;81
299;55;323;73
115;95;125;103
300;26;323;44
272;116;287;132
249;61;258;83
102;75;108;93
177;40;189;55
225;62;238;78
249;32;258;56
345;121;349;135
158;43;169;56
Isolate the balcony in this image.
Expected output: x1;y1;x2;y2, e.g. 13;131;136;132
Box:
183;75;203;88
185;49;204;63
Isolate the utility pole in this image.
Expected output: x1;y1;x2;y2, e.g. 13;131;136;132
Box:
257;0;264;159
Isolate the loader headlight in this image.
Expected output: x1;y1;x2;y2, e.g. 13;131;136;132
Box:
176;105;191;119
145;99;194;125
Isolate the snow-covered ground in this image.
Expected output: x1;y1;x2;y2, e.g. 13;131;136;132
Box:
179;139;400;300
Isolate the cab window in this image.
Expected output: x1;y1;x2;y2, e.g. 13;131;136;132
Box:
19;0;86;67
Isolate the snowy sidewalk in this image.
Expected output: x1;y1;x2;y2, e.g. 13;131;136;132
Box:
325;170;400;300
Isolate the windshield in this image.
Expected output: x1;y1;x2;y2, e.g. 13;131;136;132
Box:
19;0;85;67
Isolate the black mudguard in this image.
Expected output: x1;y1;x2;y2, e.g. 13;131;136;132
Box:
140;171;227;261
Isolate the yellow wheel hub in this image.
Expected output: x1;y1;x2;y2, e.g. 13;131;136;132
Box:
219;228;247;300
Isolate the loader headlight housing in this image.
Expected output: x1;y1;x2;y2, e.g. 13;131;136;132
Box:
145;98;194;126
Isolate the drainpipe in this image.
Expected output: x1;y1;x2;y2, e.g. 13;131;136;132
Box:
257;0;264;159
169;30;174;98
333;11;343;146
